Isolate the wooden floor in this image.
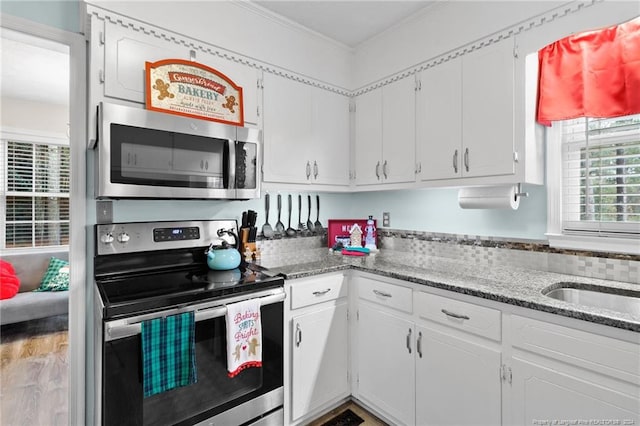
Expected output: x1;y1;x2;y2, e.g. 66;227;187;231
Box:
0;315;69;426
307;400;388;426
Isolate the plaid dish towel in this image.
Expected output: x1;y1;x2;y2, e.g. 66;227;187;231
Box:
141;311;197;398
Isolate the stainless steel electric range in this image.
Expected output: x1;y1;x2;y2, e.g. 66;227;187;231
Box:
93;220;285;426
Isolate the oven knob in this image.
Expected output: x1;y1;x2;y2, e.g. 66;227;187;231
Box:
100;233;114;244
117;232;130;244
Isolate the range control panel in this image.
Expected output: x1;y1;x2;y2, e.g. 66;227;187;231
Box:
96;220;237;255
153;226;200;242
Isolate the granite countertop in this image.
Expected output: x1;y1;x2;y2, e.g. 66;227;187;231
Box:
257;249;640;332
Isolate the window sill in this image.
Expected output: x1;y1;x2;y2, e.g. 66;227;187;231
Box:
546;233;640;256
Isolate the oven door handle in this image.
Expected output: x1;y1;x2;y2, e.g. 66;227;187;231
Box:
105;292;285;342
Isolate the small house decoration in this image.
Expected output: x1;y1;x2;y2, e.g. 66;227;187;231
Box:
349;223;363;247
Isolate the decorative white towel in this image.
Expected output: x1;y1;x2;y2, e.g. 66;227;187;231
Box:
226;298;262;377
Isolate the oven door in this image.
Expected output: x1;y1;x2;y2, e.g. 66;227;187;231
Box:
100;290;284;426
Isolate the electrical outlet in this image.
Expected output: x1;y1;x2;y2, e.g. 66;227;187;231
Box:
97;200;113;224
382;212;390;227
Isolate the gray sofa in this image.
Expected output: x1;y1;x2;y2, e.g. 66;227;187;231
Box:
0;251;69;325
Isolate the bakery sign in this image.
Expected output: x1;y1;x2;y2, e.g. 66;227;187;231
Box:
145;59;244;126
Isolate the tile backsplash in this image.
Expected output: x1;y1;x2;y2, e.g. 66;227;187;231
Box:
257;229;640;284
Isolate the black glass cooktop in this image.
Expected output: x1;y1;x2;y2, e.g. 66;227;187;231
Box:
96;262;283;320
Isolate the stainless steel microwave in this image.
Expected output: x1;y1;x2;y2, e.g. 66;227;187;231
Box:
94;102;260;199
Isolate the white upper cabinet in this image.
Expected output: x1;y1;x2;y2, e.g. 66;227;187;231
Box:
101;21;261;126
262;73;313;184
202;58;262;128
354;77;416;187
417;38;516;182
354;89;383;185
262;73;350;187
382;77;418;184
310;88;350;186
417;58;463;181
461;38;516;178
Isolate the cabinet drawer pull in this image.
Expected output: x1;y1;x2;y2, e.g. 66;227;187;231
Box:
306;161;311;179
295;323;302;347
312;288;331;296
406;328;412;354
453;150;458;173
373;289;392;298
313;161;318;179
375;161;381;179
441;309;470;321
383;160;388;179
417;331;423;358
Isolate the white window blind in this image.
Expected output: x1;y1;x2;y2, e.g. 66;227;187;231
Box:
561;114;640;238
2;139;70;249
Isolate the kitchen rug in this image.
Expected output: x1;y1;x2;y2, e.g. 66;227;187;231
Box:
320;409;364;426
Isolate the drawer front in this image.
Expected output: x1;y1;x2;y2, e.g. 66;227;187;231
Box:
511;315;640;385
415;292;501;341
290;274;347;309
358;278;412;314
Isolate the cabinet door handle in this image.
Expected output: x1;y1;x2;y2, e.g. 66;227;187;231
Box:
453;150;458;173
306;161;311;180
200;160;204;170
383;160;388;179
417;331;423;358
441;309;470;321
295;323;302;347
375;161;381;179
464;148;469;172
313;161;318;179
205;160;208;171
312;288;331;296
373;289;392;298
406;328;412;354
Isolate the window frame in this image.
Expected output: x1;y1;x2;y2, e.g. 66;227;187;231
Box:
1;127;70;253
546;121;640;255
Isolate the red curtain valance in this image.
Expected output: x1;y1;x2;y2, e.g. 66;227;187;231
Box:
537;16;640;126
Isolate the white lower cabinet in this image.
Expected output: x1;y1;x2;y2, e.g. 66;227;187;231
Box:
289;272;639;426
415;324;502;426
291;303;349;421
509;315;640;425
356;303;415;425
286;273;350;425
414;291;503;426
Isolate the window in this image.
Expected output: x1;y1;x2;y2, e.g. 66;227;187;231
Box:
547;114;640;254
561;115;640;234
1;138;70;249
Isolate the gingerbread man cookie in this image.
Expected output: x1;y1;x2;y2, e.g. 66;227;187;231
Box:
248;337;260;356
222;95;238;114
153;78;174;100
233;344;241;361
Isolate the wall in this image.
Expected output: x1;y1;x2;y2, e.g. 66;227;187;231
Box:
348;185;547;240
7;0;639;242
1;98;68;136
0;0;81;33
348;0;640;241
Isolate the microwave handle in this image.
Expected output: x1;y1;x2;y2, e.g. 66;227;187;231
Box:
89;103;102;150
227;139;236;189
105;291;285;342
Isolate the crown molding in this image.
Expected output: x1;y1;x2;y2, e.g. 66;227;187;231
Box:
86;3;351;96
86;0;600;97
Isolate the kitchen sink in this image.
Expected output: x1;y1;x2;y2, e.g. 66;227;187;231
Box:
542;283;640;318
